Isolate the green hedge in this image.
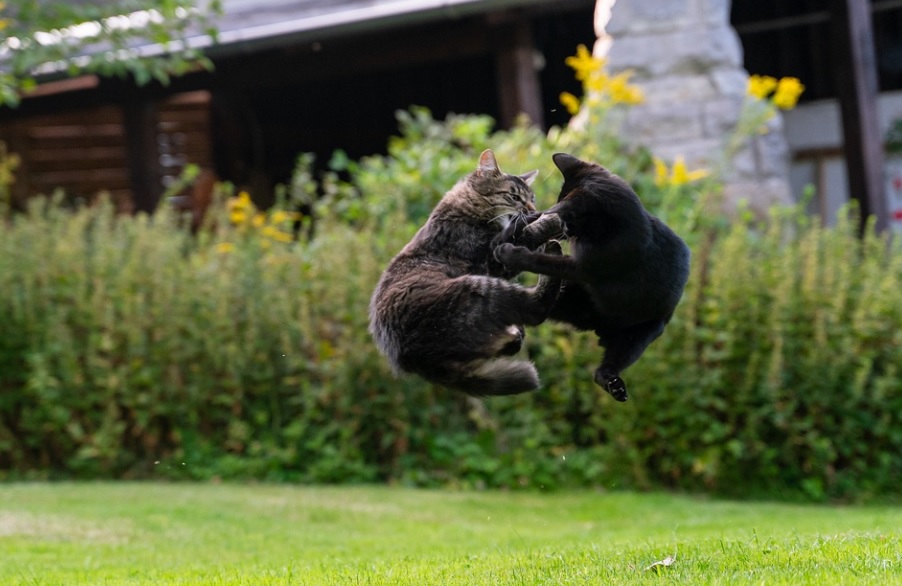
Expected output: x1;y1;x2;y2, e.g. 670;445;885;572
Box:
0;109;900;502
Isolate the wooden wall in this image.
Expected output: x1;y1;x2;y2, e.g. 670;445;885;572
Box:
0;91;213;213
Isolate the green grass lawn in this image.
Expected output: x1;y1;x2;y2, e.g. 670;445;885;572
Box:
1;483;899;585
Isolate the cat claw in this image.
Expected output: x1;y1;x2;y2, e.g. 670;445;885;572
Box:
607;382;629;402
594;370;628;402
499;212;538;243
542;240;562;256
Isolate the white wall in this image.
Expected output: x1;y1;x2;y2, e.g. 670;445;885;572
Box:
783;90;902;232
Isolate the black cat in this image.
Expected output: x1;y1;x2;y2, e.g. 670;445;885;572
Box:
494;153;690;401
369;150;562;396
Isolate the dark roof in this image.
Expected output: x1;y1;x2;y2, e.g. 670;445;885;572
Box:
192;0;567;57
15;0;579;81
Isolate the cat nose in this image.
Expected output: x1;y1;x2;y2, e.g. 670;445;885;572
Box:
526;202;536;211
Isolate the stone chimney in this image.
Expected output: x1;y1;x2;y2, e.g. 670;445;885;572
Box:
595;0;793;213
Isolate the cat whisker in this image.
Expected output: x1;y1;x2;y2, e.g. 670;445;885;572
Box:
485;206;518;224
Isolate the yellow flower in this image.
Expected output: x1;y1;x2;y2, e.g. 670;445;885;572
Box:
252;213;266;228
747;75;778;100
559;91;581;115
229;209;248;225
270;210;300;225
607;71;644;105
772;77;805;110
564;44;602;81
230;191;253;211
215;242;235;254
653;157;669;187
655;156;710;187
261;225;293;243
227;192;255;225
669;156;710;186
583;71;608;93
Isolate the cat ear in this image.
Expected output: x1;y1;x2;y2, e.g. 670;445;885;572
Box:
518;170;538;186
552;153;581;177
477;149;501;174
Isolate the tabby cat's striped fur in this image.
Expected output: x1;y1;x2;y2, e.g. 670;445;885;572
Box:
369;150;561;396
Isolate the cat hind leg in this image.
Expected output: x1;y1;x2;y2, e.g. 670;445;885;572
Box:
497;325;525;356
593;320;667;402
593;369;628;402
447;357;540;396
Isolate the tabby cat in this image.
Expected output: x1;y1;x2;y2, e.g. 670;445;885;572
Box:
369;150;562;396
495;153;690;402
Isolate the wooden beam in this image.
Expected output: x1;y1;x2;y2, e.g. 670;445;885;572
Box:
22;75;100;100
122;99;162;213
493;19;543;128
830;0;888;232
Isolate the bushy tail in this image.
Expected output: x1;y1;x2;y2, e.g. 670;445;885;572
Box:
432;357;540;397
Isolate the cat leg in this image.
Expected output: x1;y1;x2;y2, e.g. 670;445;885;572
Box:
490;213;542;278
593;320;667;402
518;213;566;249
476;241;563;328
497;325;525;356
528;240;564;320
435;245;563;397
494;210;542;246
494;242;581;281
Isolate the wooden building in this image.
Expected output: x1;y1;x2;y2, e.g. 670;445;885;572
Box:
2;0;898;227
733;0;902;230
0;0;596;212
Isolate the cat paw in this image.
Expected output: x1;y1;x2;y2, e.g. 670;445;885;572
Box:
494;242;525;265
594;370;628;402
542;240;562;256
499;212;536;243
607;379;628;402
498;325;525;356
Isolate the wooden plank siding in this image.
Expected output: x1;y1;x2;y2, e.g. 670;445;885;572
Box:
0;91;213;213
157;91;214;192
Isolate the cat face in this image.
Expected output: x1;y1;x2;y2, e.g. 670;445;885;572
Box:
470;149;538;221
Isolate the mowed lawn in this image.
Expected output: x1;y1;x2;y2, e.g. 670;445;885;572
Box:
1;483;899;585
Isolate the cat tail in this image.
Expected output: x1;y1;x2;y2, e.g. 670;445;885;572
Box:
436;358;540;396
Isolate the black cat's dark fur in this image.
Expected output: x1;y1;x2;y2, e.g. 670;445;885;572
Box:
495;153;690;401
369;150;562;396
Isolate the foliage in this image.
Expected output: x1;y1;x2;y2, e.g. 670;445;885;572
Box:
0;183;900;500
0;0;221;107
886;117;902;155
1;46;899;501
321;43;707;239
3;483;901;585
0;141;20;214
726;74;806;163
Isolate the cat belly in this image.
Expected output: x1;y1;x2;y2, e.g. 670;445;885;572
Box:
550;281;672;331
548;283;599;330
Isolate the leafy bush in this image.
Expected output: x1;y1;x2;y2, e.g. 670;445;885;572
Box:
0;153;899;501
1;49;899;501
325;104;658;229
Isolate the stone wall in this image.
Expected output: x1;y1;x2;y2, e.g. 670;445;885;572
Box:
594;0;793;212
